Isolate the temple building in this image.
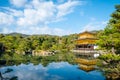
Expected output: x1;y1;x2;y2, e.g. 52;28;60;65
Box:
75;31;98;50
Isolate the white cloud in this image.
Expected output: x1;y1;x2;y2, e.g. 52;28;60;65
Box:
1;27;13;33
82;21;108;32
16;0;80;27
15;26;71;36
2;7;24;17
48;62;70;69
1;62;69;80
17;1;56;26
57;0;79;18
0;0;82;35
0;12;15;25
81;17;108;32
10;0;28;7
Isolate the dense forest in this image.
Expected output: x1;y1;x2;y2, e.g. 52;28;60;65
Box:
0;32;78;57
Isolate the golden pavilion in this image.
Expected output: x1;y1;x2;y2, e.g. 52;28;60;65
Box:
75;31;98;50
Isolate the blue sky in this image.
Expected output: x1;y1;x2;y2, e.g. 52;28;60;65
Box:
0;0;120;35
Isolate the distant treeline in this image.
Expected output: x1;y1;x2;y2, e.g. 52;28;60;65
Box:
0;33;78;54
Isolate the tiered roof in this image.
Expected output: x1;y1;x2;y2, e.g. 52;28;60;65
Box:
76;31;97;44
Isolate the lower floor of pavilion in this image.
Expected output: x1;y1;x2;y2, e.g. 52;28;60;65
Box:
75;44;96;50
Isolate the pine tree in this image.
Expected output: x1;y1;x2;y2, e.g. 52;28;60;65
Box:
97;5;120;54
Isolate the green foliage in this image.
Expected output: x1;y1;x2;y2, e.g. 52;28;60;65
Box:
0;32;78;60
1;53;12;60
98;53;120;61
17;38;32;51
0;33;77;55
98;53;120;80
41;41;52;50
97;5;120;54
0;52;76;67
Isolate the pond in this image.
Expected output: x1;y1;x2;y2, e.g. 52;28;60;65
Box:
0;61;105;80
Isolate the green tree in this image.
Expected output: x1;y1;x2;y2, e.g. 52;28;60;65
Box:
17;38;32;52
41;41;52;50
32;39;41;50
97;5;120;54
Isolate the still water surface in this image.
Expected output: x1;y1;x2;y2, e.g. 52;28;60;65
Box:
0;62;105;80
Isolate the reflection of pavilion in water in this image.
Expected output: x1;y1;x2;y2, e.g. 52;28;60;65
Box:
75;58;97;72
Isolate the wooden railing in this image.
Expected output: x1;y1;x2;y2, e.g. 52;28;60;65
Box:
71;49;100;54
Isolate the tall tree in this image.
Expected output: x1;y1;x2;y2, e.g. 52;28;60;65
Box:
97;5;120;54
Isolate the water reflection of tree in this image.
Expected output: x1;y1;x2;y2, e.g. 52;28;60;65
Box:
0;68;18;80
0;52;76;67
0;52;76;80
98;54;120;80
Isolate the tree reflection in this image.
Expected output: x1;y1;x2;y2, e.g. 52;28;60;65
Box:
0;53;106;80
0;68;18;80
0;52;76;67
0;53;75;80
